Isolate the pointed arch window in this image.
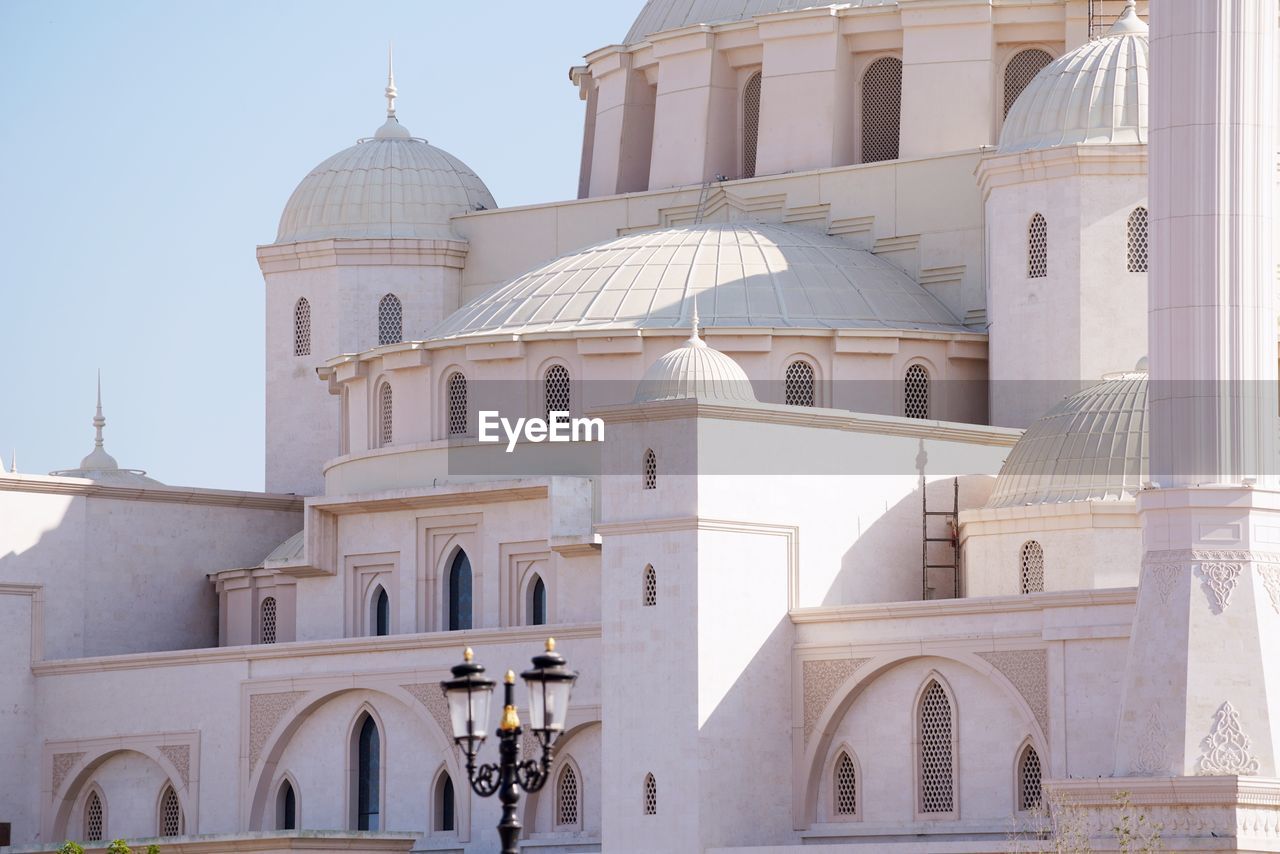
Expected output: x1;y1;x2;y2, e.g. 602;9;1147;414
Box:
643;448;657;490
355;714;381;830
276;780;297;830
834;750;858;817
904;365;930;419
371;587;390;637
743;71;762;179
378;294;403;346
377;381;393;448
917;679;955;815
1020;541;1045;594
293;297;311;357
260;596;278;644
448;550;473;631
158;784;184;837
785;360;816;407
556;763;581;827
528;574;547;626
643;773;657;816
642;564;657;607
84;789;105;841
447;372;468;436
1127;206;1149;273
1003;49;1053;118
1028;213;1048;278
434;772;456;832
544;364;571;420
1017;744;1044;811
861;56;902;163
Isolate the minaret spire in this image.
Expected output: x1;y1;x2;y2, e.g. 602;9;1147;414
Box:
385;42;398;119
92;370;106;451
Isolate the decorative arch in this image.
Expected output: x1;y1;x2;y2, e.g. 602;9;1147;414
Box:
376;380;394;448
554;754;583;830
521;721;600;837
742;70;762;179
543;362;572;420
50;745;197;843
260;596;278;644
445;370;469;437
81;783;107;841
525;572;548;627
904;363;930;419
1015;738;1044;813
432;764;457;833
447;548;473;631
861;55;902;163
784;357;817;407
272;772;299;831
913;672;957;818
157;782;184;836
821;743;861;822
347;704;385;831
377;294;403;345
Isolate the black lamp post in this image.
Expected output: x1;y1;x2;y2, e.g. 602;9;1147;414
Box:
441;639;578;854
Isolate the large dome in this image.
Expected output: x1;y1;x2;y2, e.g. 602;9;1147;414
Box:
986;371;1147;508
998;3;1148;155
624;0;890;44
428;223;967;341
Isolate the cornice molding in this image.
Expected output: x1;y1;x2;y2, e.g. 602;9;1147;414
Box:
789;587;1137;623
975;143;1148;199
0;475;303;512
256;237;470;273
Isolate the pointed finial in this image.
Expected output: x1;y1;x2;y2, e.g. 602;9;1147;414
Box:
385;42;398;118
93;370;106;450
9;449;16;475
689;300;701;341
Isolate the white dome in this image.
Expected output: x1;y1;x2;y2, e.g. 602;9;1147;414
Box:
275;117;496;244
624;0;890;44
998;4;1148;154
634;325;757;403
428;223;967;341
986;372;1147;508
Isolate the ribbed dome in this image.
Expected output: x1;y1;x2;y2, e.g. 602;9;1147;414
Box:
998;4;1148;154
987;372;1147;508
429;223;967;341
623;0;890;44
275;117;496;244
634;325;757;403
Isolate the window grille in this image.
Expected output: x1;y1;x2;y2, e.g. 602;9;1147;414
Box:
643;773;657;816
642;565;657;607
1003;49;1053;118
1018;745;1044;811
1127;207;1149;273
918;680;954;814
1020;541;1045;594
293;297;311;357
743;71;762;179
261;596;277;644
643;449;657;490
861;57;902;163
785;360;816;407
544;364;571;420
904;365;930;419
557;764;580;826
159;785;183;837
834;752;857;816
378;294;403;346
356;715;381;830
378;382;393;448
1028;213;1048;278
85;791;104;841
447;372;468;436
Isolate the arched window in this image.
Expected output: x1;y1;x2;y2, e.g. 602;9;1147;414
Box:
1017;744;1044;811
643;773;657;816
528;575;547;626
643;449;657;490
370;587;390;637
447;372;468;436
742;71;762;179
642;564;657;607
377;381;393;448
556;763;581;827
834;751;858;817
1020;541;1045;594
861;56;902;163
904;365;930;419
354;714;381;830
276;780;297;830
917;679;955;815
1028;213;1048;278
544;364;571;420
84;789;105;841
377;294;403;346
448;550;473;631
293;297;311;357
258;599;276;645
158;784;184;837
1003;49;1053;118
1127;206;1149;273
434;772;455;832
785;360;816;407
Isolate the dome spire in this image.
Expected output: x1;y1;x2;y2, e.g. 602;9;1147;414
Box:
385;42;398;119
92;370;106;454
688;299;705;347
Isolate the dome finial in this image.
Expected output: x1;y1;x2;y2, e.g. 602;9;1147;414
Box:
93;370;106;451
9;448;16;475
385;42;397;119
1108;0;1147;36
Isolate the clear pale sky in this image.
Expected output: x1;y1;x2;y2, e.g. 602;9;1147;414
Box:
0;0;638;491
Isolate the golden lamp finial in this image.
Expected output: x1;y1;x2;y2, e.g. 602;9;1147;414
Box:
504;669;516;684
546;637;556;652
463;647;474;663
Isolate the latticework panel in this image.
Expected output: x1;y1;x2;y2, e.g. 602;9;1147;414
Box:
743;72;762;179
904;365;930;419
544;364;571;419
642;565;657;607
1028;214;1048;278
378;294;403;346
1019;746;1043;811
159;786;183;836
785;360;816;407
1020;542;1045;594
1003;49;1053;118
261;596;278;644
918;681;954;814
1127;207;1149;273
447;372;468;436
85;791;104;841
379;382;394;447
643;773;657;815
834;752;857;816
861;57;902;164
643;449;657;490
293;297;311;357
557;765;580;826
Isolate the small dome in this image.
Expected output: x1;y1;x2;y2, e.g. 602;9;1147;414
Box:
50;381;162;486
634;323;757;403
623;1;890;44
263;530;305;567
998;3;1148;154
987;371;1147;508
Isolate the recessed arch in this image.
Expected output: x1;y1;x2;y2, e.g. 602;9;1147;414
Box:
742;70;762;179
642;448;657;490
784;357;817;407
861;55;902;163
642;564;657;607
367;584;390;637
1020;541;1045;594
1002;48;1054;118
274;773;299;831
432;764;457;833
348;705;385;831
260;596;278;644
904;363;930;419
1015;738;1044;813
378;293;403;345
81;783;106;842
376;380;394;448
157;781;184;837
1127;206;1149;273
293;297;311;357
51;746;196;843
543;362;572;420
526;573;547;627
1028;213;1048;278
914;672;957;818
447;548;473;631
554;754;583;829
820;742;861;822
445;370;469;437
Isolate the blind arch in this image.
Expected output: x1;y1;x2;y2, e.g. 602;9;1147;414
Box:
743;71;762;179
861;57;902;163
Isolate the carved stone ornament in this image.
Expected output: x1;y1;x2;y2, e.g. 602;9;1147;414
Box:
1198;701;1261;776
402;682;454;741
52;751;86;795
1257;564;1280;615
1131;707;1170;776
1196;563;1242;614
1146;563;1180;605
802;658;869;742
977;649;1049;735
248;690;308;769
158;744;191;786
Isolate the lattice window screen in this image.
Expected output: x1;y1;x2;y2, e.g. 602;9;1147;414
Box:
293;297;311;357
85;791;104;841
904;365;930;419
261;597;278;644
642;565;657;607
861;57;902;163
447;372;468;436
834;752;858;816
643;773;657;815
379;382;394;447
557;765;580;826
1003;49;1053;118
1127;207;1149;273
743;72;762;179
378;294;403;346
643;449;657;490
1028;214;1049;278
785;360;816;407
918;681;954;814
544;365;571;419
1019;746;1044;811
1020;541;1045;593
159;786;183;836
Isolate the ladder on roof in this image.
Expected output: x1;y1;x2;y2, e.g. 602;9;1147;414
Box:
692;174;726;225
922;477;960;600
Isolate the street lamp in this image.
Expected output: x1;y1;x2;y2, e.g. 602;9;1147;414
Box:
441;638;578;853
